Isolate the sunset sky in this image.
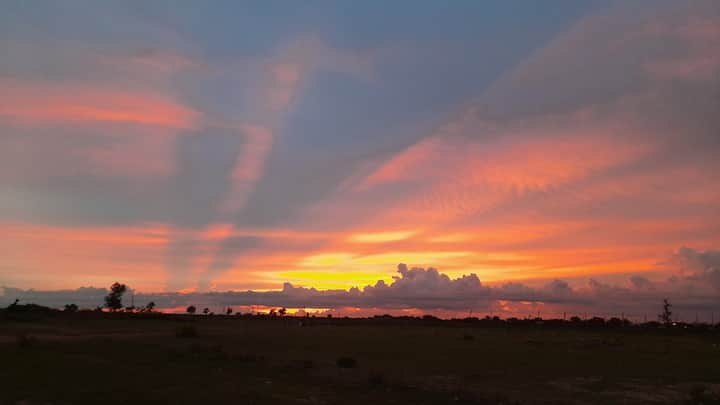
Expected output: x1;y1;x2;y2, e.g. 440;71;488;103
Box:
1;1;719;317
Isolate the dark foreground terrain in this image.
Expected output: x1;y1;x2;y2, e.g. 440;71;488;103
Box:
1;311;719;405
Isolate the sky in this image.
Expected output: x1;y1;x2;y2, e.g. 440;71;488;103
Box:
1;1;719;318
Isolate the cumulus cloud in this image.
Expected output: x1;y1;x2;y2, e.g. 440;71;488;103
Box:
629;275;655;291
670;247;720;290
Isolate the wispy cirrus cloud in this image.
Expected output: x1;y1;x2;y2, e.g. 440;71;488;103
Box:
1;1;718;311
0;79;199;129
286;1;719;288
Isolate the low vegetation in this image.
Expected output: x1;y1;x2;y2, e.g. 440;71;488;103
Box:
175;325;199;338
1;304;719;404
1;288;718;404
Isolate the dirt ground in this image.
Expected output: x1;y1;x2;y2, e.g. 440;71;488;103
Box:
1;313;719;404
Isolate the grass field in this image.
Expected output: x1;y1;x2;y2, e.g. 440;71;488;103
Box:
1;313;719;404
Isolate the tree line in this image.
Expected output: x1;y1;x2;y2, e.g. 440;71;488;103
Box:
2;282;706;329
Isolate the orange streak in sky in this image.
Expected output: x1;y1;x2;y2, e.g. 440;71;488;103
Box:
0;78;199;129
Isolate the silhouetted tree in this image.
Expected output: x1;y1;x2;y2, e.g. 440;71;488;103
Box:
226;307;233;315
608;317;624;327
145;301;156;312
186;305;197;314
659;298;673;325
278;307;287;316
104;282;128;311
269;308;277;317
203;307;210;315
64;303;79;312
589;317;605;326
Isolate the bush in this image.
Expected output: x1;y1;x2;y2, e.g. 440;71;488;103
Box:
16;333;36;349
336;356;357;368
5;303;55;322
235;353;264;363
688;384;720;404
176;325;198;338
368;370;385;386
188;343;229;361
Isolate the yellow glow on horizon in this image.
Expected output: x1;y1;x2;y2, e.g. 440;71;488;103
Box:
273;271;394;290
299;251;472;269
426;233;473;243
352;251;471;265
300;253;356;267
349;230;417;243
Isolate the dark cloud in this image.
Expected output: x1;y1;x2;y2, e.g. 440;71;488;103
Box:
630;275;654;291
670;247;720;290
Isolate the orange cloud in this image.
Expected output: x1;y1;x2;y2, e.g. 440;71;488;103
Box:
85;135;176;177
0;78;200;129
360;128;654;228
1;222;171;291
349;230;418;243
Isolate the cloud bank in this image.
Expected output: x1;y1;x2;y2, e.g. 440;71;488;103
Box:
3;247;718;321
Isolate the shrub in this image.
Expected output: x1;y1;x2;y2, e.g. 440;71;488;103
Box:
688;384;720;404
176;325;198;338
236;353;264;363
16;333;36;349
5;303;55;322
188;343;229;361
336;356;357;368
368;370;385;386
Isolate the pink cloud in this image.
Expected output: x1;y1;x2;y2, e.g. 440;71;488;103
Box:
0;78;200;129
213;123;274;214
292;4;720;290
120;48;204;74
259;35;376;112
646;54;720;81
266;63;302;111
0;222;171;291
86;135;176;177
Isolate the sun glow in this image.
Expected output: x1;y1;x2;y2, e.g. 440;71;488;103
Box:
349;230;418;243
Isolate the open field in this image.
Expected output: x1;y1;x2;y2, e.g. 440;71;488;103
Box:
1;312;720;405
